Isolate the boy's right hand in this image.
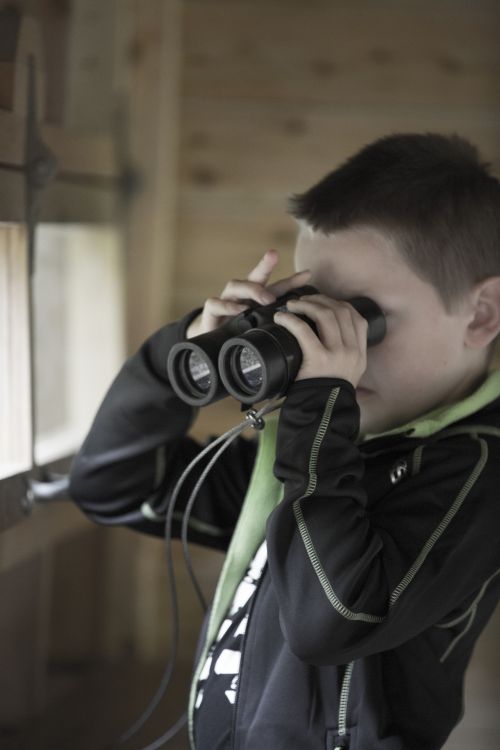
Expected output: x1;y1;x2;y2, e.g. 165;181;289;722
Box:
186;249;311;339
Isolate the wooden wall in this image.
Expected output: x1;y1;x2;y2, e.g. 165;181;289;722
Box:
2;1;500;748
176;0;500;437
176;0;500;312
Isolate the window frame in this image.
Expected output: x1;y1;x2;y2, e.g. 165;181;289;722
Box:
0;105;123;532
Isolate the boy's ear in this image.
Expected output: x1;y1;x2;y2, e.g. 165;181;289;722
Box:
465;277;500;349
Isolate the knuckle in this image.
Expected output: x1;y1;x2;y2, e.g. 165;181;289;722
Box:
320;307;337;324
337;303;353;317
224;279;243;292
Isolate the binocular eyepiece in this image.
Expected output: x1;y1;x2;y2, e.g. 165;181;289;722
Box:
167;286;386;407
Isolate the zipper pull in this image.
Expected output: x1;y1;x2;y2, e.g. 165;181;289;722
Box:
333;735;350;750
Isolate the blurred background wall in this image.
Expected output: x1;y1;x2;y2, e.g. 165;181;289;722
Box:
0;1;499;748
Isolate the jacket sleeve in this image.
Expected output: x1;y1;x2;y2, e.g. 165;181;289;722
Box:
266;378;500;665
69;312;256;550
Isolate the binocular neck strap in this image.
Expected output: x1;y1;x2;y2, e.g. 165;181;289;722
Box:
188;407;283;740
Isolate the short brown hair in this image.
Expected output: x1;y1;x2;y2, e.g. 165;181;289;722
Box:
289;133;500;310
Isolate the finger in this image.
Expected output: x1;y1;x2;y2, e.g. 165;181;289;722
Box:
221;279;275;306
201;299;249;332
268;268;312;297
247;249;279;284
299;293;337;306
340;303;369;349
291;297;368;349
285;298;346;350
336;305;362;350
190;298;250;336
204;298;249;318
273;310;324;355
275;307;367;386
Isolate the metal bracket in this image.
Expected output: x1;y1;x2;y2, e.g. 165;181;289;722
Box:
22;472;70;515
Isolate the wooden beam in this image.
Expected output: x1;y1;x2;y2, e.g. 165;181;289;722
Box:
120;0;183;352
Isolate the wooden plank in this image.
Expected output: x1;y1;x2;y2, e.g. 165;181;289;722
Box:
36;0;72;125
38;179;119;223
9;660;192;749
179;101;500;196
34;547;52;717
0;168;24;223
0;12;46;119
62;0;116;133
0;112;118;178
0;474;30;531
183;2;500;108
41;124;118;178
97;527;141;660
0;552;51;724
0;7;21;111
0;502;90;575
48;528;105;664
0;110;24;166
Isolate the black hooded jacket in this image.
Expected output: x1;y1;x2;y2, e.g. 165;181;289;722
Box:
69;314;500;749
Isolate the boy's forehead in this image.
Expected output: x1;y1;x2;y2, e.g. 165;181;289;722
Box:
294;224;417;298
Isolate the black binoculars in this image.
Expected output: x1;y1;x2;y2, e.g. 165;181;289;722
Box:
167;285;386;407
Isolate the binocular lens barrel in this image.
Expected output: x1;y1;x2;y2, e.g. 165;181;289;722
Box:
219;324;302;404
167;339;224;406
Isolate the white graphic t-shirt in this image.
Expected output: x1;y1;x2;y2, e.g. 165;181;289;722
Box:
193;540;268;749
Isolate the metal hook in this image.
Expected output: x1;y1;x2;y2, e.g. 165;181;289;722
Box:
245;409;265;430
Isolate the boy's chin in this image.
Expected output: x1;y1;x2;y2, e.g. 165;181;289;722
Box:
359;403;401;438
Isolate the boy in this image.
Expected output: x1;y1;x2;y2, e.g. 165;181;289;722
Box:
70;133;500;749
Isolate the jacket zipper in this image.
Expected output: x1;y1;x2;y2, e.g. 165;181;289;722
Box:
334;661;354;749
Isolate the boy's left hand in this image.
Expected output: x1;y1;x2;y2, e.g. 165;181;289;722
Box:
273;293;368;388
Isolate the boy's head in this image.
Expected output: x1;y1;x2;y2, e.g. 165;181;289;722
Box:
288;133;500;434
